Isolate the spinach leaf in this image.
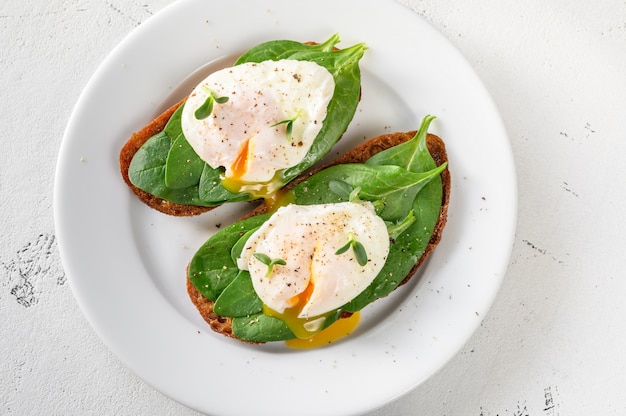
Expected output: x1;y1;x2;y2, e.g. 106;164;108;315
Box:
164;103;183;139
164;133;205;189
234;33;341;64
231;309;343;343
291;163;446;221
280;43;365;184
232;314;296;342
213;271;263;317
366;116;436;169
230;228;259;265
198;164;249;204
127;35;365;207
188;214;269;301
127;131;208;205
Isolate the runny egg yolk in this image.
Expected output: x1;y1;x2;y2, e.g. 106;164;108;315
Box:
220;137;292;210
262;281;331;340
262;255;331;340
263;281;361;347
285;312;361;349
230;137;251;180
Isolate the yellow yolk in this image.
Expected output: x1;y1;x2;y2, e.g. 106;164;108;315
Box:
220;137;295;211
285;312;361;349
219;135;280;203
264;188;295;213
262;281;334;340
221;171;288;207
230;137;251;179
263;279;360;347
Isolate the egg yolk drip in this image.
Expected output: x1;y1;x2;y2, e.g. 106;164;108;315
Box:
265;279;362;347
262;281;335;339
285;312;360;349
220;137;293;211
262;247;331;339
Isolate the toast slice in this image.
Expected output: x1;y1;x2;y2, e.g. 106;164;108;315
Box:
187;130;450;342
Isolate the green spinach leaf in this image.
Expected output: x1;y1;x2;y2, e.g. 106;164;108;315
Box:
213;271;263;317
230;227;259;265
188;214;269;301
164;133;205;189
164;103;183;139
291;163;446;221
127;131;207;205
197;164;249;204
231;309;343;343
232;314;296;342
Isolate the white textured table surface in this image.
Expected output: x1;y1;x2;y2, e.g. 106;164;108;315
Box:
2;0;625;415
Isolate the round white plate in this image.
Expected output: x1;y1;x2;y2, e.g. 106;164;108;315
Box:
54;0;517;415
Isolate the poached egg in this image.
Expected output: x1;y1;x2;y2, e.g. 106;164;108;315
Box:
181;59;335;198
237;202;390;339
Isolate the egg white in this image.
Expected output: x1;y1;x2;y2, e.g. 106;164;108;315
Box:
237;202;390;318
181;59;335;184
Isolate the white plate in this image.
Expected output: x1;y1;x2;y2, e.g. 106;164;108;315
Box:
54;0;517;415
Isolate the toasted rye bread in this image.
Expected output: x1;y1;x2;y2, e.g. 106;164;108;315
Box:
187;130;451;342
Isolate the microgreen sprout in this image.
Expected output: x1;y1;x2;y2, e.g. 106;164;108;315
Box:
253;253;286;277
335;232;368;266
194;87;229;120
270;110;302;141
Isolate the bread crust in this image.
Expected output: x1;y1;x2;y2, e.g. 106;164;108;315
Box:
187;131;450;342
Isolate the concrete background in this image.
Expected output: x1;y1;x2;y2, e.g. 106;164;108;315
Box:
2;0;625;414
